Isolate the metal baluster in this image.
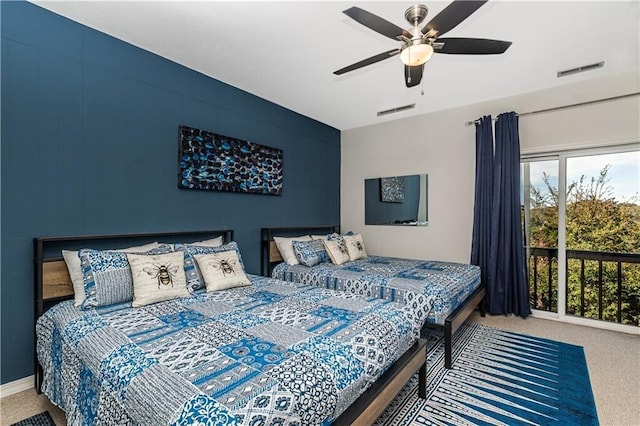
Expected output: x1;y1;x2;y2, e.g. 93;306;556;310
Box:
617;262;622;324
580;259;585;317
565;256;569;315
598;260;603;320
548;255;553;311
533;255;539;309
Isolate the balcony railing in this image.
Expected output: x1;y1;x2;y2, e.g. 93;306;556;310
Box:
527;247;640;325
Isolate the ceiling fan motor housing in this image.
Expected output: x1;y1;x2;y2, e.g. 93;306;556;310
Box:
405;4;429;27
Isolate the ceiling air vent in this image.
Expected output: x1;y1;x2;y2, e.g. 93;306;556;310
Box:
377;103;415;117
557;61;604;78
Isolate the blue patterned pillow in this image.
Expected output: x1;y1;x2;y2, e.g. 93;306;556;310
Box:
174;241;245;293
292;239;329;267
327;231;354;241
79;244;173;310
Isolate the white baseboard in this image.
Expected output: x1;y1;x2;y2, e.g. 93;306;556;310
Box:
0;375;34;398
531;310;640;335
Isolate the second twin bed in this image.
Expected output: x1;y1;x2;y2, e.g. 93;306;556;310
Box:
261;226;485;369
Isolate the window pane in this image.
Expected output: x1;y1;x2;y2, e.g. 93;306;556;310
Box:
522;159;559;313
565;150;640;325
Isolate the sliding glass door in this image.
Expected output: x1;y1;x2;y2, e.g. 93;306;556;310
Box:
521;145;640;330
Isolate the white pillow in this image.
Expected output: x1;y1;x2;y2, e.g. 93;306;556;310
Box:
63;242;161;306
128;251;189;307
188;236;223;247
273;235;312;265
344;234;368;261
310;234;330;240
194;251;251;292
323;239;350;265
62;250;87;306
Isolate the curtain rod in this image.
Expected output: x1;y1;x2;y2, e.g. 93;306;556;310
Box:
464;92;640;126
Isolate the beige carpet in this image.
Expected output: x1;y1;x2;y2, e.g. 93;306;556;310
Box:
0;390;65;425
2;314;638;425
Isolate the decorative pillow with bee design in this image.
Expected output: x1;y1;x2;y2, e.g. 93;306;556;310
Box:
174;241;245;293
127;251;189;307
193;250;251;292
343;234;368;261
78;244;174;309
322;239;351;265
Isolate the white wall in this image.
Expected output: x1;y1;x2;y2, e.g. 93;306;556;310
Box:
341;70;640;263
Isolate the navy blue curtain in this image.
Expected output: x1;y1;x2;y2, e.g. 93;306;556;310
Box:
472;112;530;317
471;116;494;290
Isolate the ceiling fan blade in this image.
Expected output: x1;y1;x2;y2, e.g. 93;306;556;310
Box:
343;7;412;40
422;1;487;37
434;38;511;54
404;64;424;87
334;49;400;75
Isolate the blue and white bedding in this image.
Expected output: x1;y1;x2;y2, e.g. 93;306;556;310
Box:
37;275;421;425
272;257;481;325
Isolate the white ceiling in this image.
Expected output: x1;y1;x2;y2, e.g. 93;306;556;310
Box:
30;1;640;131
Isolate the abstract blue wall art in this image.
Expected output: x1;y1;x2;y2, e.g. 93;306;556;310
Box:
178;125;284;195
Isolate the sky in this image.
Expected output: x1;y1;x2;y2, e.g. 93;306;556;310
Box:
526;150;640;204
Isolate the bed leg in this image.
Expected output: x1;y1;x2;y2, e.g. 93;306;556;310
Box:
35;369;42;395
445;322;452;369
418;361;427;399
480;294;486;317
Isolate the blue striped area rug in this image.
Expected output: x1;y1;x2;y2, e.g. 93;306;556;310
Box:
375;322;599;426
10;411;55;426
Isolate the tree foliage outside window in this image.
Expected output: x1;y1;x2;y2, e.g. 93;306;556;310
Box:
526;165;640;326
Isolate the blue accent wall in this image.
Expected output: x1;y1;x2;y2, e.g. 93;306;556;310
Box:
0;1;340;384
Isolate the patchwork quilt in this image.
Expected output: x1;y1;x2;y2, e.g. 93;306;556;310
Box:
37;275;421;425
272;257;481;325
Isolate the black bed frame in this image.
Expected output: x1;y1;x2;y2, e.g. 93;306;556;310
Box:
34;228;427;424
261;225;486;369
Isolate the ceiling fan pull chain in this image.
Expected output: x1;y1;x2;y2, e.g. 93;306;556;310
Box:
407;49;412;84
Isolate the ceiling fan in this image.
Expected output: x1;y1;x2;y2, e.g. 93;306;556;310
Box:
334;0;512;87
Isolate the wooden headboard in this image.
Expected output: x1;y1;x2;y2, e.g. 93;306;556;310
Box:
260;226;340;276
34;228;233;391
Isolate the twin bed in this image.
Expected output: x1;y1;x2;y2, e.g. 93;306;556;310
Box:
35;229;427;425
261;226;485;370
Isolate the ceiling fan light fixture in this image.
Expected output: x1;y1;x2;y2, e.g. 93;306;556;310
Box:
400;41;433;66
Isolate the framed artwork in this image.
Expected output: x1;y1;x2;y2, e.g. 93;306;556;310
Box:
380;176;404;203
178;125;283;195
